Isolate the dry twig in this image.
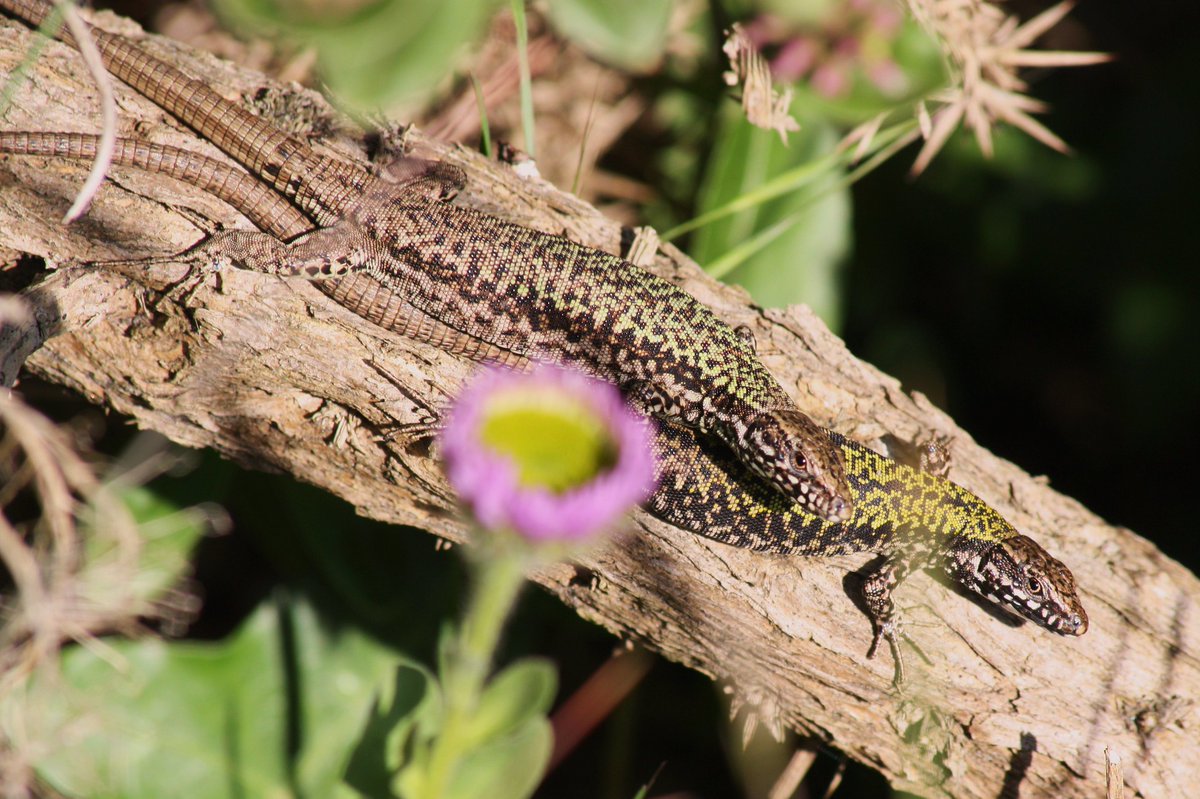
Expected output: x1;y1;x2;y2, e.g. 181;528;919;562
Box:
56;0;116;222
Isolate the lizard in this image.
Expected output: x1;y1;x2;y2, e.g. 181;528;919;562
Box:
648;425;1088;681
0;10;1088;682
0;0;854;524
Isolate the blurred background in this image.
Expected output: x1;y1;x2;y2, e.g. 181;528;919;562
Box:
6;0;1197;796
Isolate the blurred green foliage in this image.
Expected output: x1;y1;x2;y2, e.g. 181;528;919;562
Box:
87;485;210;606
212;0;501;109
393;657;554;799
689;111;850;324
15;595;415;797
544;0;672;71
7;457;560;799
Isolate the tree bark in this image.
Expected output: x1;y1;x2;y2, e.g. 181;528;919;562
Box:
0;13;1195;798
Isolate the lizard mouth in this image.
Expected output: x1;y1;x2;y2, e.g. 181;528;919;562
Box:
1035;595;1088;635
786;469;852;523
1045;610;1088;636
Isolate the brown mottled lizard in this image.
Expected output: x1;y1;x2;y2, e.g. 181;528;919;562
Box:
0;0;854;524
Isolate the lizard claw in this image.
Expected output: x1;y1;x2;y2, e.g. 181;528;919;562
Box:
867;619;935;688
867;619;913;687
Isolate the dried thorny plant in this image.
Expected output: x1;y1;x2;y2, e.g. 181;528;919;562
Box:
726;1;1109;175
0;391;144;697
723;22;800;145
884;0;1108;173
904;0;1109;172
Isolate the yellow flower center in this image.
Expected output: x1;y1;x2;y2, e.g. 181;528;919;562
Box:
479;389;618;493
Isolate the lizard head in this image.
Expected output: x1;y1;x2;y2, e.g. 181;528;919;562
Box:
955;534;1088;636
739;409;852;523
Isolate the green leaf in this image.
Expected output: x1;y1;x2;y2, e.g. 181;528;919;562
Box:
392;654;554;799
463;658;557;748
344;661;442;799
545;0;671;71
214;0;500;109
690;108;851;328
5;595;417;798
445;717;553;799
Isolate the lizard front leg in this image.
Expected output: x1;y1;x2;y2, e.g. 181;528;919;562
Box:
181;223;372;280
861;543;934;685
377;157;467;204
623;379;704;427
859;434;953;684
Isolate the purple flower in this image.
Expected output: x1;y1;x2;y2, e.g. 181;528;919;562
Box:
440;365;656;541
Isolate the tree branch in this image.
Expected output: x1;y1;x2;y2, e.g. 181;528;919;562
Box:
1;13;1196;798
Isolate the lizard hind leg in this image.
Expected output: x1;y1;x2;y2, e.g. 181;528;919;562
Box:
132;229;305;303
90;228;299;277
378;156;467;204
382;416;444;456
81;225;257;306
90;225;372;313
168;222;375;282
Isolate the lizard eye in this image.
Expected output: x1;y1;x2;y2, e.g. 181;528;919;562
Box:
788;444;808;472
1026;577;1044;596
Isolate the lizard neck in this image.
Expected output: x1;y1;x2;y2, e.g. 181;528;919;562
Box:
832;432;1018;548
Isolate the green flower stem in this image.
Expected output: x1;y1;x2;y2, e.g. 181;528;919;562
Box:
0;5;62;112
661;119;916;243
471;74;493;160
422;540;530;799
704;121;920;280
511;0;535;158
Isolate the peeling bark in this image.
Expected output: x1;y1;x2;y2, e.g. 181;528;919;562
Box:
0;13;1196;798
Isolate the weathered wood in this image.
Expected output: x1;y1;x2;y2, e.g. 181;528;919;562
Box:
1;13;1195;798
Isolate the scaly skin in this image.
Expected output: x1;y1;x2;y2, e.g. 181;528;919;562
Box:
0;0;852;522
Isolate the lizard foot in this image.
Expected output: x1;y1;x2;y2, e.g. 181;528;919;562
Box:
917;434;954;478
733;324;757;353
867;619;931;688
883;432;955;477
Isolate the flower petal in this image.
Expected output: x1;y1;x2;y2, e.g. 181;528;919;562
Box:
441;365;656;542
